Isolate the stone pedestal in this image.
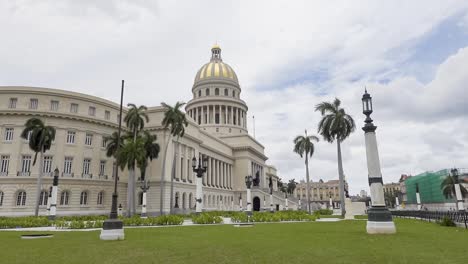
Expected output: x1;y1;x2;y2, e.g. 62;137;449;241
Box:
366;206;396;234
344;198;353;219
100;219;125;240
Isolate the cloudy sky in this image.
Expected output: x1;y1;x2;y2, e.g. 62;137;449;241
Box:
2;0;468;194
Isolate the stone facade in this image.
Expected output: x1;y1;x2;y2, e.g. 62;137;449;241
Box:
0;45;297;216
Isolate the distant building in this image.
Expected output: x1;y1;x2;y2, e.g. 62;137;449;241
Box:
400;169;468;211
295;179;348;209
383;183;400;196
359;190;368;198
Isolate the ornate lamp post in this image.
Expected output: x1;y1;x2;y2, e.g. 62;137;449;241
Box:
48;168;59;220
245;175;253;220
192;155;208;214
268;176;274;213
362;89;396;234
100;80;125;240
451;168;465;211
140;180;150;218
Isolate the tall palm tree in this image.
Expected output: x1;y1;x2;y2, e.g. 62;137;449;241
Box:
160;101;188;215
293;130;319;214
20;118;56;216
117;137;146;183
315;98;355;216
123;104;149;216
287;179;298;196
441;175;468;199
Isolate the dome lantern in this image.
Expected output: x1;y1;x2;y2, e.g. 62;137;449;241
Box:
211;44;222;62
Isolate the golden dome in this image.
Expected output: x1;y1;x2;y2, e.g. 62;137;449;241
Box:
194;46;239;84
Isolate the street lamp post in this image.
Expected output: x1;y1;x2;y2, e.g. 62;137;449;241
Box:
192;155;208;214
268;176;274;213
245;175;253;221
48;168;59;220
451;168;465;211
100;80;125;240
140;180;150;218
362;89;396;234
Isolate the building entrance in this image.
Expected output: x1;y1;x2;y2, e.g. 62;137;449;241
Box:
253;197;261;211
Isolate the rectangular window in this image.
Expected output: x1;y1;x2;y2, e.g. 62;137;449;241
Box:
70;103;78;113
4;128;14;141
29;98;38;109
83;158;91;175
0;155;10;174
116;114;121;123
21;155;32;173
66;131;75;144
43;156;53;174
88;106;96;116
8;98;17;109
180;157;184;180
101;137;108;148
63;157;73;175
99;160;106;176
105;110;110;120
50;100;59;111
85;133;93;146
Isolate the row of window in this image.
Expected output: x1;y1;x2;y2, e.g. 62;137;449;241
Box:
0;155;112;178
0;190;104;207
7;98;118;122
195;87;238;99
3;127;108;148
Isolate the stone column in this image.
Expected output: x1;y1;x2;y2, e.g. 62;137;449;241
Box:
363;91;396;234
230;106;234;125
196;170;203;214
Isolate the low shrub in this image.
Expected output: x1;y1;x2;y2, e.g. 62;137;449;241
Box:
437;216;456;227
230;211;316;223
315;209;333;215
191;213;223;224
230;212;249;223
0;216;52;229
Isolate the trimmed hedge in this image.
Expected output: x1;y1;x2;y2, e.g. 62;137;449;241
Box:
191;213;223;224
231;211;316;223
0;216;52;229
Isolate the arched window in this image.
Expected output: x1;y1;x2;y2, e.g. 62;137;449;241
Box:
16;191;26;206
39;190;48;206
206;88;210;96
0;191;3;206
189;193;193;209
138;192;143;205
198;90;201;97
80;191;88;205
60;191;70;205
215;88;219;95
224;89;228;96
182;193;186;209
97;191;104;205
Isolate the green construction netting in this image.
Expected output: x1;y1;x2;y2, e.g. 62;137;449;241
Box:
405;169;453;204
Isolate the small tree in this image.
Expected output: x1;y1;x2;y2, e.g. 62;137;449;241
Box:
293;130;319;214
21;118;56;216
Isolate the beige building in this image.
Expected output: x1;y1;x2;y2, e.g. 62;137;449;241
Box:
0;45;297;216
383;183;401;196
295;179;348;209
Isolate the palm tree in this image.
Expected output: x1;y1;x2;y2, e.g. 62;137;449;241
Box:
315;98;355;216
117;137;146;184
104;132;125;158
20;118;56;216
138;131;160;182
441;175;468;199
287;179;298;196
293;130;319;214
160;101;188;215
123;104;149;216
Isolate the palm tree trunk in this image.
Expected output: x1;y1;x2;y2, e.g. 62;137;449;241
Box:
169;140;178;214
159;133;171;215
305;154;311;214
127;169;135;216
337;140;345;216
34;147;45;217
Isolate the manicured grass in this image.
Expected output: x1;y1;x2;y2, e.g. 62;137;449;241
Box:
1;219;467;264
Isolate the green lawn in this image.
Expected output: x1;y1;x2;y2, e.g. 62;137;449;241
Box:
1;219;467;264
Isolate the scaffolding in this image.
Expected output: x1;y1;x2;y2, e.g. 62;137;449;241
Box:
405;169;452;204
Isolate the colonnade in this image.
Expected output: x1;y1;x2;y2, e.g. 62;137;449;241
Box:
202;156;233;189
187;105;247;128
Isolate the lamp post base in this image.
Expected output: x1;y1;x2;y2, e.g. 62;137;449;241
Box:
366;206;396;234
100;219;125;240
